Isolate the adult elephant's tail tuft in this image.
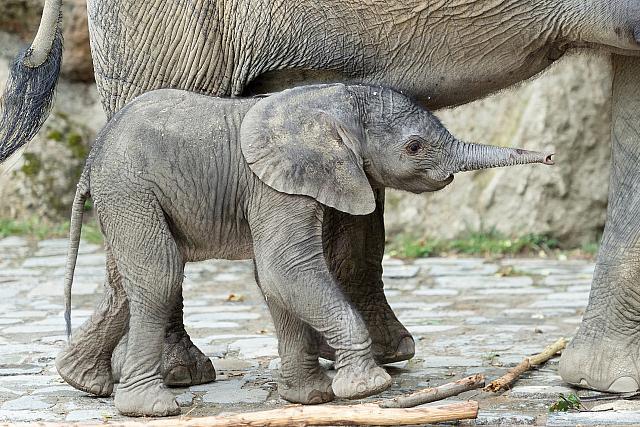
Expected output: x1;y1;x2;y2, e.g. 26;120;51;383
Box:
0;27;63;163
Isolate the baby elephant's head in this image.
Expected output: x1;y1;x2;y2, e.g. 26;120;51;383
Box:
241;84;553;216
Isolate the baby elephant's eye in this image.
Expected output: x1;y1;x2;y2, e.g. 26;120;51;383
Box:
406;141;423;154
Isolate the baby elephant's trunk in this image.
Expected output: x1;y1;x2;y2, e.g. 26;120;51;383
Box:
446;139;554;174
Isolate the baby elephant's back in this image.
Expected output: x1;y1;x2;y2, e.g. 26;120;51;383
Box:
90;89;258;260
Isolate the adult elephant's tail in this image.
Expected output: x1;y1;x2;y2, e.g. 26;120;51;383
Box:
0;0;64;162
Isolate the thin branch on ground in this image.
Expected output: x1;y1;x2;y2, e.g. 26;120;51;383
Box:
484;337;567;392
379;374;485;408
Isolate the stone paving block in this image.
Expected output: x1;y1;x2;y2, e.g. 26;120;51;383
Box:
228;338;279;359
1;396;54;410
184;304;254;314
509;385;576;398
407;325;459;334
420;356;484;368
175;392;195;407
32;385;86;397
435;276;533;289
382;265;420;278
212;272;246;282
0;268;44;277
186;312;260;322
424;264;500;277
0;365;43;376
29;279;99;298
475;410;537;425
184;321;241;330
65;409;116;421
0;237;30;247
202;382;269;404
529;298;588;309
212;358;259;372
414;287;459;296
0;409;60;421
547;411;640;426
0;387;22;396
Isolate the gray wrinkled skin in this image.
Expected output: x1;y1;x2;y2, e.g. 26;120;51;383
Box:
58;84;550;416
7;0;640;397
559;56;640;393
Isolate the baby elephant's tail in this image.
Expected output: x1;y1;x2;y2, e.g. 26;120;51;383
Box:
64;167;90;340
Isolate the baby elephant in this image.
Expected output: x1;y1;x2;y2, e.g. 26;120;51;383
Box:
59;84;552;416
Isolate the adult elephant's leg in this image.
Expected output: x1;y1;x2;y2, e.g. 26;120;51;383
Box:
56;245;128;396
112;297;217;387
560;55;640;393
161;296;217;386
322;191;414;364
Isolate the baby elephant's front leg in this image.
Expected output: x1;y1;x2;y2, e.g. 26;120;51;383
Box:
251;201;391;400
254;263;333;403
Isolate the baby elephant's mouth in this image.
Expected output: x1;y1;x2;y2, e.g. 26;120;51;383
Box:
427;174;454;191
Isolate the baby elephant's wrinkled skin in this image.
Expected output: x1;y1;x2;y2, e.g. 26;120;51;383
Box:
56;83;552;417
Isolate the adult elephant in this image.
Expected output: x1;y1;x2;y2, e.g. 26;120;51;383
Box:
1;0;640;394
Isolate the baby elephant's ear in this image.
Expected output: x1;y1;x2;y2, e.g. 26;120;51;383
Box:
240;84;376;216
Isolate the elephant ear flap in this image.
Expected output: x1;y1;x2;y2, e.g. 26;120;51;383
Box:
240;85;376;216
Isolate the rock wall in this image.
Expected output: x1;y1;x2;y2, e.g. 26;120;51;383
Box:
0;2;613;245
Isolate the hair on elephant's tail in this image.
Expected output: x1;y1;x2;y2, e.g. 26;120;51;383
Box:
64;167;90;340
0;0;64;163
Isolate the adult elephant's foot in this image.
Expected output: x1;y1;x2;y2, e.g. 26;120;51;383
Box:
56;343;114;397
366;306;415;364
560;334;640;392
318;320;415;365
278;367;334;404
112;330;216;387
322;197;415;365
114;379;180;417
162;329;216;387
317;289;415;364
560;55;640;394
559;262;640;393
332;358;392;399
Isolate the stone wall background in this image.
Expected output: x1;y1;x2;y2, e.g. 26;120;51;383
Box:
0;2;613;246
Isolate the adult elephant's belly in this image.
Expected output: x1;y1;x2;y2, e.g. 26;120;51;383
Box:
86;0;563;116
243;48;557;111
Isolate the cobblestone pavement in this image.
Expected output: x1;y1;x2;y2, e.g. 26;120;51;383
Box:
0;237;638;425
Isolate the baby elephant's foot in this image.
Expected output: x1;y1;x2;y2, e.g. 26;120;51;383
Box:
279;369;334;404
332;360;391;399
56;345;114;397
114;379;180;417
163;332;216;387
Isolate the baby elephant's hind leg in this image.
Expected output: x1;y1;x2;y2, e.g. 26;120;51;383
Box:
110;204;183;417
56;246;128;397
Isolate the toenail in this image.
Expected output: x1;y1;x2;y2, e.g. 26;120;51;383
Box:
608;377;639;393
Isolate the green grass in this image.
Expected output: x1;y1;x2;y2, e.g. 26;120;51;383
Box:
0;217;102;244
388;229;561;259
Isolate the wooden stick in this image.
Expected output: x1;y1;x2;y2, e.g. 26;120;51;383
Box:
484;337;567;392
379;374;485;408
33;401;478;427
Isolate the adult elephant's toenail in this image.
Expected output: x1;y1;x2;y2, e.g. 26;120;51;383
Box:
608;376;639;393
